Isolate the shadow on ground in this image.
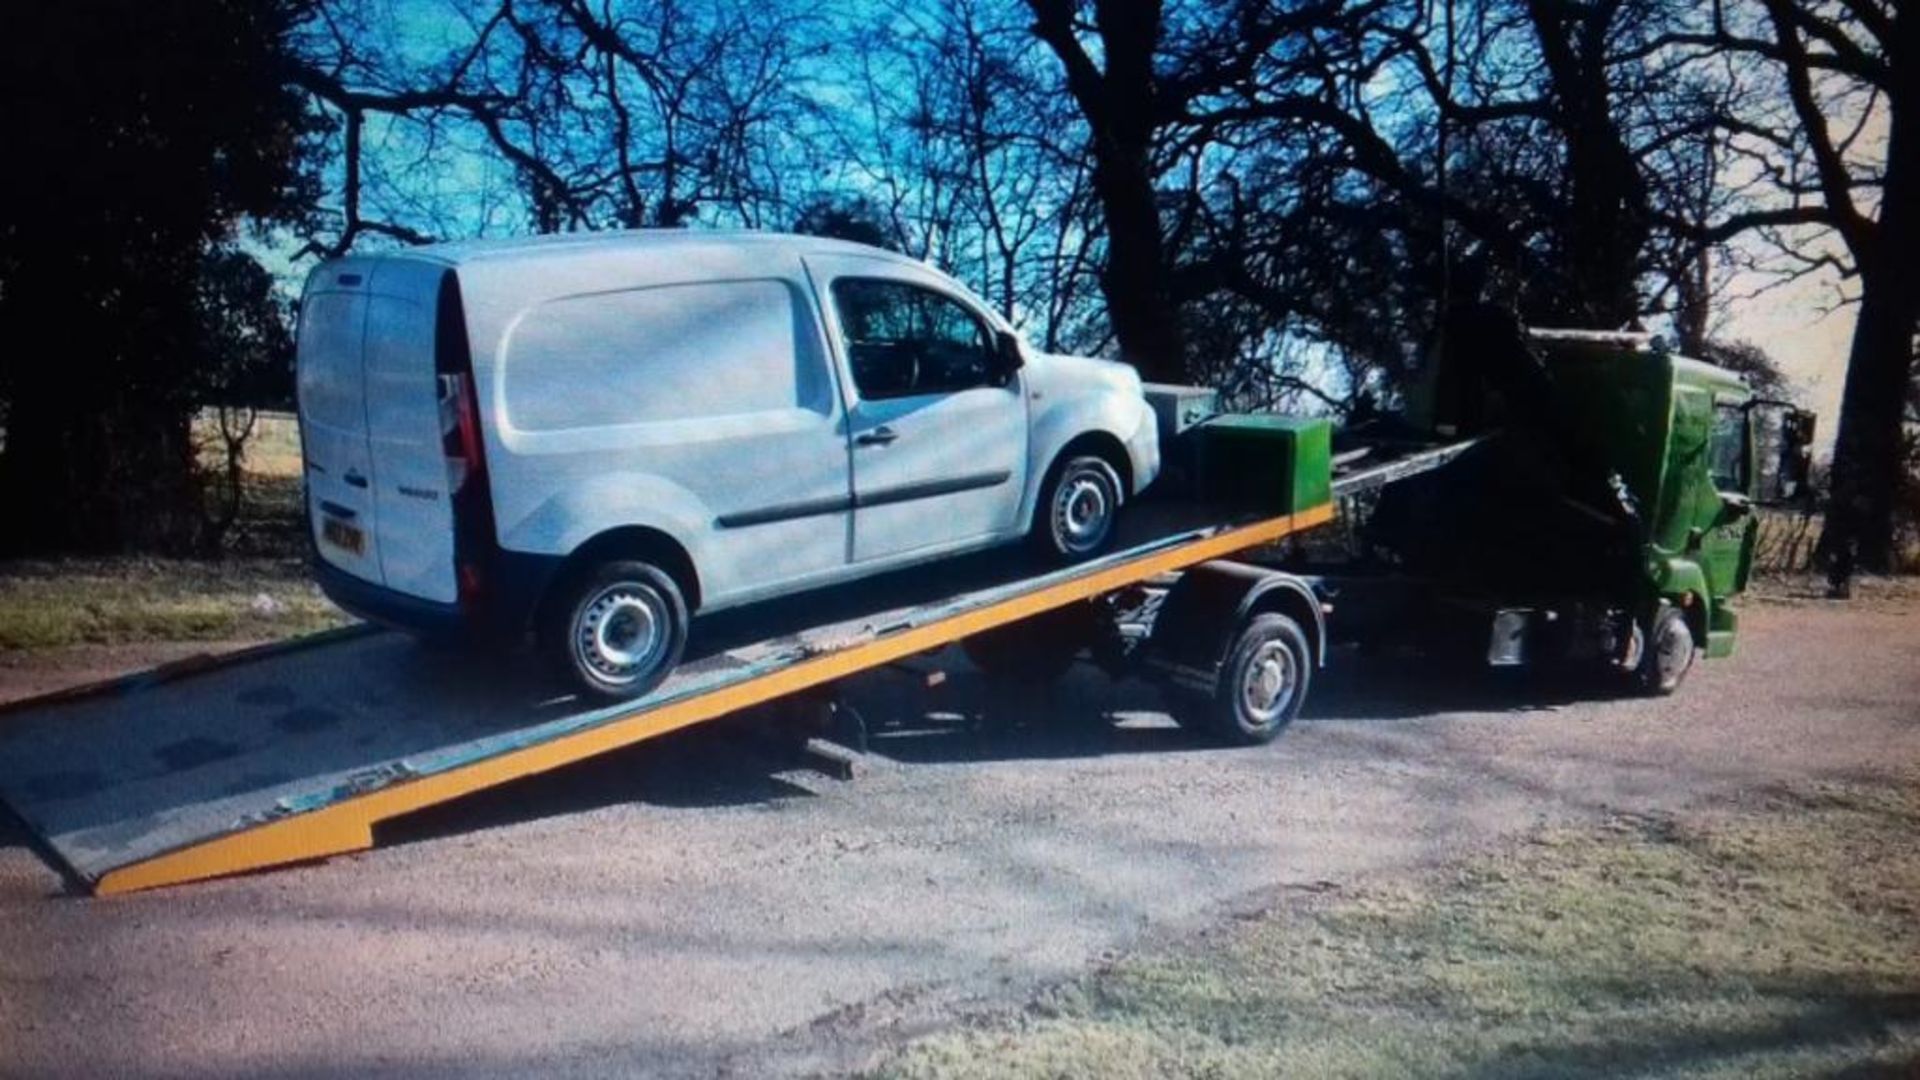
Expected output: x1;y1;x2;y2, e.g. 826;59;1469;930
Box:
378;647;1633;853
1453;983;1920;1080
0;802;30;852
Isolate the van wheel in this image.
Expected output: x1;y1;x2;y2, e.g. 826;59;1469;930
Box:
1033;453;1122;562
544;560;688;701
1636;606;1696;696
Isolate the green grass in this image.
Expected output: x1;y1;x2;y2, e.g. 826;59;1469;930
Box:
0;412;343;653
877;779;1920;1079
0;557;350;650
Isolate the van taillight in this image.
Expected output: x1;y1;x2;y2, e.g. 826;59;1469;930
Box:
458;562;485;601
435;270;494;611
438;372;483;494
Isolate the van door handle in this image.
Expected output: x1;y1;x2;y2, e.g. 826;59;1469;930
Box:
856;427;900;447
343;469;369;489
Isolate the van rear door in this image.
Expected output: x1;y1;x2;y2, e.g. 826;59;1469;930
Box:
296;258;461;605
297;259;385;587
362;259;459;604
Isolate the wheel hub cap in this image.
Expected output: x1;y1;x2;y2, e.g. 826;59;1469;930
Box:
1658;621;1692;671
575;586;667;684
1241;641;1295;721
1054;472;1113;552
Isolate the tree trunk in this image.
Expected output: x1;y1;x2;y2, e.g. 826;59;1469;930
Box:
1524;0;1648;329
1821;269;1919;577
1092;156;1185;383
1029;0;1186;384
1565;136;1648;328
1820;61;1919;579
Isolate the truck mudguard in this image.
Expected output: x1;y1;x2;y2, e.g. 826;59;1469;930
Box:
1148;560;1327;686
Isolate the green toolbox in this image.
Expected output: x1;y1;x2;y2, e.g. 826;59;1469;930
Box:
1195;413;1333;515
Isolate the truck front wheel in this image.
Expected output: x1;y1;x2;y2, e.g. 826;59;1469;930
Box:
1169;612;1313;745
1636;606;1696;696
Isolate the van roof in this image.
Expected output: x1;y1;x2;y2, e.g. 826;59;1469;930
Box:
398;228;919;269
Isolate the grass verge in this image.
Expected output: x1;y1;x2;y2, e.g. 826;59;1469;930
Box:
878;778;1920;1079
0;557;350;650
0;412;345;653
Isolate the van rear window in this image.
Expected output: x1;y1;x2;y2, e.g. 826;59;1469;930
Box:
296;291;369;431
502;279;825;431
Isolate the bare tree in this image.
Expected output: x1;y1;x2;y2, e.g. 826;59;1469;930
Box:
1025;0;1187;382
290;0;825;255
818;0;1106;353
1667;0;1913;581
1018;0;1742;403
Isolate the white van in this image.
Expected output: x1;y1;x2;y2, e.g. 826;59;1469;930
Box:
297;230;1159;698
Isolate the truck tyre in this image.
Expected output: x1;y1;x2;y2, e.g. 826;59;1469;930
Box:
544;560;689;701
1170;612;1313;745
961;604;1092;683
1636;606;1696;696
1032;453;1122;562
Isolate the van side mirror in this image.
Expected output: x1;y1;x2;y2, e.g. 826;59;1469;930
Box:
992;329;1025;384
1749;400;1816;507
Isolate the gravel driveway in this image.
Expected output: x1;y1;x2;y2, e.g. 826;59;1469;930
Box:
2;590;1915;1078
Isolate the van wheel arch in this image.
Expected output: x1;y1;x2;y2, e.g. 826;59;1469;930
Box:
548;527;702;617
1048;431;1133;498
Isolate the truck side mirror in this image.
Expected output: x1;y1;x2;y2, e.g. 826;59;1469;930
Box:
992;329;1025;384
1749;400;1816;507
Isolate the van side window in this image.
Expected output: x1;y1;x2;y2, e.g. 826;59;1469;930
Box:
1709;403;1748;494
830;278;996;400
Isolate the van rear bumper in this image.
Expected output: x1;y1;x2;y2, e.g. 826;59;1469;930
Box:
313;559;468;638
312;551;561;643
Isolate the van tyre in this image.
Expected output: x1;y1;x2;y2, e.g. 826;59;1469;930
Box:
1168;612;1312;745
545;560;688;701
1033;453;1122;562
1636;606;1696;696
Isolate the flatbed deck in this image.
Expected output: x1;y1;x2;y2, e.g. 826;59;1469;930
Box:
0;499;1332;895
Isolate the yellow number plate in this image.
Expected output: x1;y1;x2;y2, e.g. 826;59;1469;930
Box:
322;517;365;555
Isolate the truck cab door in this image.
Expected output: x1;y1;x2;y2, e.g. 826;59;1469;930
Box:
1703;399;1759;596
1751;402;1817;507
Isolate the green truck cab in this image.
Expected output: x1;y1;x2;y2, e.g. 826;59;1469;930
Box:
1338;321;1815;695
1538;332;1813;679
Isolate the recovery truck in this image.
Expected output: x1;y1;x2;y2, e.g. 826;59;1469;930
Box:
0;319;1813;895
963;320;1814;738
